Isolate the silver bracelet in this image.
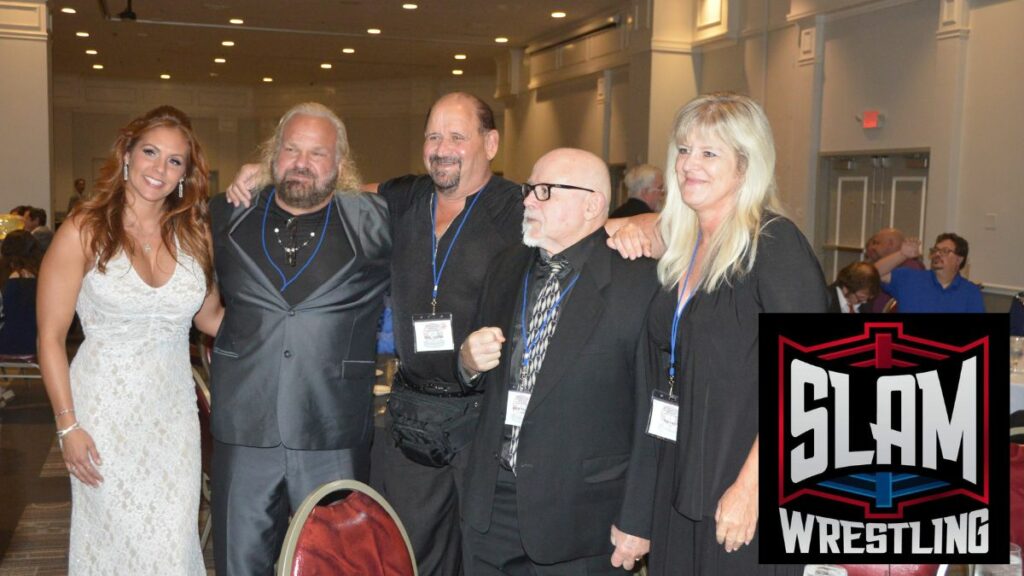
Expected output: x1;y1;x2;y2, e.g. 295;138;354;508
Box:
56;421;81;439
54;407;76;419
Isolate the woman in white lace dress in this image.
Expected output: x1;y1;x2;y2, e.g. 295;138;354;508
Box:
37;106;223;575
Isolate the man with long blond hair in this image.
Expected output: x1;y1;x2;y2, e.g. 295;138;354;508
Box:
207;102;391;575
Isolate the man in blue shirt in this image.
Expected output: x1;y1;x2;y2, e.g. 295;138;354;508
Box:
874;232;985;313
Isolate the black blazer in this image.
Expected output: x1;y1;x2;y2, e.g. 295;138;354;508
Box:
461;231;660;564
609;197;653;218
208;190;391;450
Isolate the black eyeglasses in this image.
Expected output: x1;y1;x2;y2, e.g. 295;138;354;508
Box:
929;247;957;256
520;182;596;201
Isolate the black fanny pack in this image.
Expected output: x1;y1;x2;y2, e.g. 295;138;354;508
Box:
387;372;482;467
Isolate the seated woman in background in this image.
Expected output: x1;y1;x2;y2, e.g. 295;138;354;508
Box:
827;261;881;313
0;229;42;407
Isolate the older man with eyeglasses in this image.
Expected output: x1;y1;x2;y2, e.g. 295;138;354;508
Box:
457;148;659;574
873;232;985;312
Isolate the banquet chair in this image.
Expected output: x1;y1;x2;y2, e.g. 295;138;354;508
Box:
277;479;417;576
0;354;41;382
193;364;213;551
0;354;41;408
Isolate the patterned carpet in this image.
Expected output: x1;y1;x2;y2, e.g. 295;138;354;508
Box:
0;378;215;575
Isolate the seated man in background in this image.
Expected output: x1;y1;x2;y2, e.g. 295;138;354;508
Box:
609;164;664;217
862;227;923;313
827;261;880;313
874;232;984;313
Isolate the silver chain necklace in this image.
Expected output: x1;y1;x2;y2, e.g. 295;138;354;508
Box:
272;217;317;267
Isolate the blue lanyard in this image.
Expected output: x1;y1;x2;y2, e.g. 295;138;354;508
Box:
519;268;581;368
430;187;485;313
668;231;701;396
260;188;332;293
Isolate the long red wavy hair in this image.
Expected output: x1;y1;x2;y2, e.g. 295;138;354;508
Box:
73;105;214;290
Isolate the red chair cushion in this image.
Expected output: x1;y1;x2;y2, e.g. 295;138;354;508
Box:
1012;443;1024;547
292;491;414;576
840;566;938;576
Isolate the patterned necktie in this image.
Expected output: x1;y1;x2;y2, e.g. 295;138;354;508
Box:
508;258;567;471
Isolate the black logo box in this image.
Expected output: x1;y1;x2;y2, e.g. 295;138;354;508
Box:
759;313;1009;565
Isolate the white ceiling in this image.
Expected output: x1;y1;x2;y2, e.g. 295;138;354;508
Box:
51;0;625;86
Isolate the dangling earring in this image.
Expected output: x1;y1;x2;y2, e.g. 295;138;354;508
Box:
178;179;184;198
123;161;129;181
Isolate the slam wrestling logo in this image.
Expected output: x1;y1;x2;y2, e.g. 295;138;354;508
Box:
759;315;1008;564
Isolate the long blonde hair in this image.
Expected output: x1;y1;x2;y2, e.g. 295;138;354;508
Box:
657;93;783;291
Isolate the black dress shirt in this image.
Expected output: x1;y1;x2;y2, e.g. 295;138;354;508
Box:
379;174;522;390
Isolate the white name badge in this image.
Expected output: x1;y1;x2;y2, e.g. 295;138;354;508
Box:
505;391;531;427
412;313;454;352
646;389;679;442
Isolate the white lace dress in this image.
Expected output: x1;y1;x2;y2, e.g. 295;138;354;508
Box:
67;248;206;575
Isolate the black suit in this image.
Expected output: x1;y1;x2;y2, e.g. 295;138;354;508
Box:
461;230;659;569
208;189;390;575
609;197;653;218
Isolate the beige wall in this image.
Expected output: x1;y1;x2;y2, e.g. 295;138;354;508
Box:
0;0;50;218
40;0;1024;296
957;0;1024;292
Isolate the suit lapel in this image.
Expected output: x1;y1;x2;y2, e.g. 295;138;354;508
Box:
524;244;611;417
226;189;288;305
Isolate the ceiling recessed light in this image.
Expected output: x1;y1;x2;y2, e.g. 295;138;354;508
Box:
342;48;355;54
402;3;417;9
76;31;89;37
494;37;508;43
551;11;567;18
222;40;235;47
85;49;98;55
160;74;171;80
452;69;464;76
454;54;467;60
209;72;219;77
229;18;244;25
61;7;77;14
262;77;273;83
92;64;104;70
320;63;332;69
214;57;226;63
367;28;381;34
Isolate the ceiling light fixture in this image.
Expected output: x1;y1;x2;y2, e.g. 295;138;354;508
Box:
61;7;76;14
342;48;355;54
85;49;98;55
229;18;244;25
320;63;332;69
222;40;235;47
494;37;508;43
452;69;464;76
262;77;273;83
367;28;381;34
551;11;567;18
92;64;104;70
214;58;226;63
454;54;467;60
402;3;418;9
160;74;171;80
76;31;89;37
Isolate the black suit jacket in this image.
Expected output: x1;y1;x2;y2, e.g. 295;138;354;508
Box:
608;197;653;218
208;190;391;449
461;231;660;564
